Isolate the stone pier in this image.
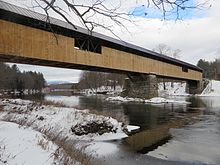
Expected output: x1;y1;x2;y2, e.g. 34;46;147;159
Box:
187;80;202;95
122;74;158;99
187;79;209;95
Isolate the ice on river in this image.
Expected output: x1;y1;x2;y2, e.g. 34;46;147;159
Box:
106;96;190;104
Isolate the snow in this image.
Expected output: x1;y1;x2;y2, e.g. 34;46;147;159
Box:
80;85;123;95
159;80;220;97
158;82;189;96
106;96;144;102
126;125;140;132
0;121;58;165
106;96;190;104
199;80;220;96
145;97;190;104
86;141;119;157
0;99;129;141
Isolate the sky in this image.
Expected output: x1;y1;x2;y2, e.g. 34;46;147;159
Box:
3;0;220;83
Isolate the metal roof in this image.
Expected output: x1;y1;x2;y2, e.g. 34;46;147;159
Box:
0;0;203;72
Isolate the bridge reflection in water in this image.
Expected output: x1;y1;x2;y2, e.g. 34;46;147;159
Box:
123;98;205;153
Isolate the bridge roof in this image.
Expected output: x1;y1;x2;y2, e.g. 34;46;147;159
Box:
0;0;202;72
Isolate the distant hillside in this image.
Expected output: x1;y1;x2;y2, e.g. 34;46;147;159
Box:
47;83;78;91
47;81;72;85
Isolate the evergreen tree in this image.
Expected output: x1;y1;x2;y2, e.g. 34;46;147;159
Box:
0;63;46;92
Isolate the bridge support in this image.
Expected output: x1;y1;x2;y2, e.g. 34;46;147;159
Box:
122;74;158;99
187;80;202;95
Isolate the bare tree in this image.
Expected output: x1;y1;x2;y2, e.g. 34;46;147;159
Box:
32;0;131;37
153;43;181;59
144;0;210;20
153;43;171;55
31;0;210;35
78;71;105;92
153;44;182;89
78;71;125;92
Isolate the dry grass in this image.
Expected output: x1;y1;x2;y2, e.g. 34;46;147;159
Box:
36;135;78;165
0;140;6;164
39;127;93;165
0;105;4;112
37;136;50;151
0;139;14;164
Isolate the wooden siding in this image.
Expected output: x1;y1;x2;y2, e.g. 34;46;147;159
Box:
0;20;202;81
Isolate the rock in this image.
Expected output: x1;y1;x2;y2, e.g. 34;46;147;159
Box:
71;120;117;136
37;116;44;121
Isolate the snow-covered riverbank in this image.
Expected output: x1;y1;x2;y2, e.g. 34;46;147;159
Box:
0;99;140;164
0;99;136;139
199;80;220;96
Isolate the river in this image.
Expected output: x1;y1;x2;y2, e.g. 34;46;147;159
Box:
18;92;220;165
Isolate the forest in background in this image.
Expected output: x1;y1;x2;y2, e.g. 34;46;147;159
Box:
0;63;45;93
197;58;220;80
77;71;126;92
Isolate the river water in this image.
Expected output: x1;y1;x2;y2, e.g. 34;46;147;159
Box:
20;92;220;165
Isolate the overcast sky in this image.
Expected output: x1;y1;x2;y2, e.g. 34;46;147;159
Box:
4;0;220;83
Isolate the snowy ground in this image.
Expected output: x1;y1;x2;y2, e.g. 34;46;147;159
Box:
0;98;140;164
80;85;123;95
0;121;59;165
159;80;220;97
199;80;220;97
158;82;189;96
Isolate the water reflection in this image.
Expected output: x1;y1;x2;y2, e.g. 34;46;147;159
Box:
125;125;171;152
147;97;220;164
124;99;205;153
123;103;188;130
199;96;220;109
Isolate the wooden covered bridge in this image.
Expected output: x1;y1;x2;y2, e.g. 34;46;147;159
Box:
0;1;203;98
